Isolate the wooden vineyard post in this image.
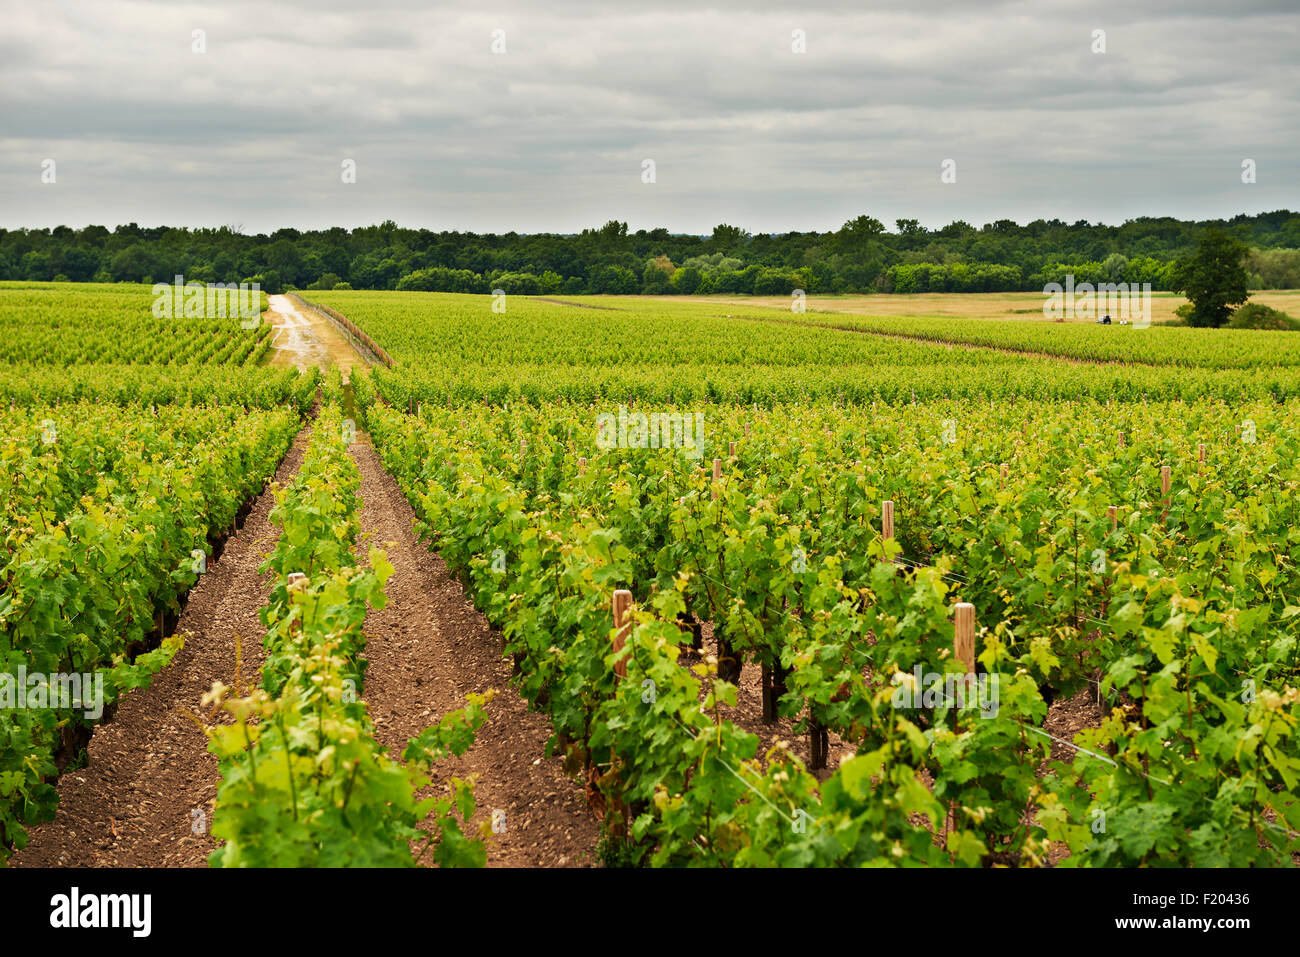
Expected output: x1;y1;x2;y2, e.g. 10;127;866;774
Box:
1160;465;1172;525
712;457;722;500
728;441;736;459
578;456;587;476
999;463;1008;489
945;602;977;843
519;439;527;457
954;602;976;675
603;588;634;838
1117;431;1124;449
612;589;633;681
1198;443;1206;473
744;421;751;438
1107;505;1118;532
952;602;978;739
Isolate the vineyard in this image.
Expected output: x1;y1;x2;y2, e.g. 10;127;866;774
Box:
2;282;1297;868
0;283;315;859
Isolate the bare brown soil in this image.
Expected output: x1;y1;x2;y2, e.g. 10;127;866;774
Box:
1042;686;1106;763
348;437;600;867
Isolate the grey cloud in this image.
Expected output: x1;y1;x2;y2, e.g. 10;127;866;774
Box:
0;0;1295;233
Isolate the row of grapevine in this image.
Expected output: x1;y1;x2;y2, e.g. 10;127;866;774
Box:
364;401;1043;865
204;408;490;867
312;290;1300;406
0;280;320;410
0;364;319;409
0;404;303;860
0;282;336;864
360;396;1299;866
788;308;1300;369
0;283;271;368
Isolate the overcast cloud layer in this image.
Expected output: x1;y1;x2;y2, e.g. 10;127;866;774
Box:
1;0;1296;234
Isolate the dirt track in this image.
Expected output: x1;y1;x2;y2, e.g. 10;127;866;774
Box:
266;294;364;378
349;437;600;867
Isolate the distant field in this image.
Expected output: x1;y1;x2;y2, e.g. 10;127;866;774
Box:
674;289;1300;324
304;289;1300;400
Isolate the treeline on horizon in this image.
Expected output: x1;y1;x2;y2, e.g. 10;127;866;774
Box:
3;211;1299;297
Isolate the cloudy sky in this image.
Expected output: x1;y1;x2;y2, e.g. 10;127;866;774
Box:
1;0;1296;235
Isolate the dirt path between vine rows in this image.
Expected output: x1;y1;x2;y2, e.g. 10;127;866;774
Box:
9;427;312;868
348;437;601;867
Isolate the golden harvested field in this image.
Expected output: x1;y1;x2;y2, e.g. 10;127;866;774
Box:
671;289;1300;324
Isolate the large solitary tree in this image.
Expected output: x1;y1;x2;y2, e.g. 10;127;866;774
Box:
1170;227;1250;327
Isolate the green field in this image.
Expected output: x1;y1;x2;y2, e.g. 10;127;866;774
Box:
3;282;1298;868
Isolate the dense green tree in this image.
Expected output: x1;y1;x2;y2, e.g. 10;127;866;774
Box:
244;268;283;294
1170;227;1251;328
836;215;886;261
2;211;1296;297
641;255;674;293
753;267;799;295
671;266;702;294
710;224;748;251
308;272;343;290
491;271;544;295
60;247;100;281
589;264;638;294
109;244;157;282
21;251;52;281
